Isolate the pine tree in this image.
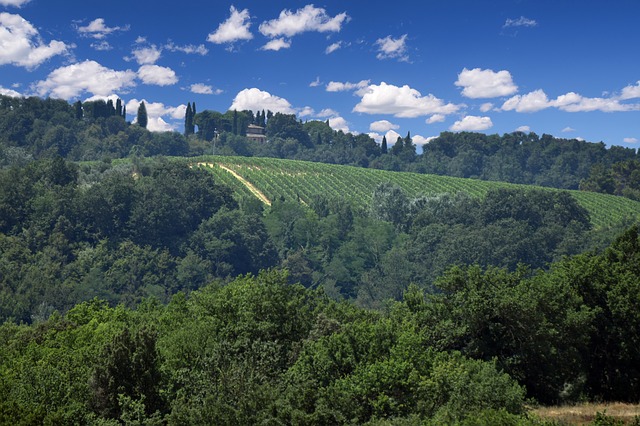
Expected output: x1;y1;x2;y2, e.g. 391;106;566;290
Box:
137;101;148;129
381;135;388;154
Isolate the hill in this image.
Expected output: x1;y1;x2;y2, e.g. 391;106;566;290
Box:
186;155;640;229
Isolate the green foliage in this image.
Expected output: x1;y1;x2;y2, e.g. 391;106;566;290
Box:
136;101;148;129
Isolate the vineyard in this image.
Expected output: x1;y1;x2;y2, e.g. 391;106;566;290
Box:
183;155;640;229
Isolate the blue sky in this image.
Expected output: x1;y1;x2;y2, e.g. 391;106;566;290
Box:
1;0;639;149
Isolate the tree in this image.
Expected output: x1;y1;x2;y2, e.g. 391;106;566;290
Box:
381;135;388;154
184;102;194;136
115;98;123;117
137;101;148;129
74;100;83;120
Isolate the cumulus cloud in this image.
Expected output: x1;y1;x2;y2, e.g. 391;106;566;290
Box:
480;102;494;112
126;98;186;132
0;85;21;97
375;34;408;61
503;16;538;28
317;108;339;117
623;137;638;143
259;5;349;38
0;0;31;7
34;60;137;99
207;6;253;45
450;115;493;132
76;18;129;39
502;89;639;113
137;64;178;86
426;114;445;124
229;88;295;114
130;45;162;65
260;38;291;51
326;79;370;92
298;106;315;117
515;125;531;132
620;81;640;100
189;83;221;95
328;116;350;132
309;76;321;87
455;68;518;98
325;41;343;54
369;120;399;132
0;13;71;69
353;82;460;118
412;135;437;146
164;42;208;55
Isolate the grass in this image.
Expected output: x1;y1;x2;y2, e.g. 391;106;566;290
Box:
531;403;640;425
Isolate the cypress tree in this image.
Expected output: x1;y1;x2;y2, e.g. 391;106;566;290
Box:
106;99;115;116
115;98;122;117
381;135;388;154
232;109;238;135
137;101;148;129
184;102;193;136
74;100;83;120
122;104;126;119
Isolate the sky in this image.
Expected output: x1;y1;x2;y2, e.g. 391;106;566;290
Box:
1;0;639;150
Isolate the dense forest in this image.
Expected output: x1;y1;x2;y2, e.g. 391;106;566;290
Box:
1;94;640;424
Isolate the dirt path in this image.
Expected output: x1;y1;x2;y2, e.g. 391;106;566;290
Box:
214;163;272;206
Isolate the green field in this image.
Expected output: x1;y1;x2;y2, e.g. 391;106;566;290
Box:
184;155;640;229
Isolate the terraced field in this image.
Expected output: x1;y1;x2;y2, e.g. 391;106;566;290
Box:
185;155;640;229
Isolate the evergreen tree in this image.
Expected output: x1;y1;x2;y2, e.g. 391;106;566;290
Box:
115;98;123;117
122;104;126;119
184;102;193;136
137;101;148;129
74;100;83;120
381;135;388;154
106;99;115;116
261;109;266;126
192;102;196;116
232;109;238;135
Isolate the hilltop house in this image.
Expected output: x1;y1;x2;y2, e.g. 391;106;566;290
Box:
246;124;267;143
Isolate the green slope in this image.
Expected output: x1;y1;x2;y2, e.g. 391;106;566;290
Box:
185;155;640;229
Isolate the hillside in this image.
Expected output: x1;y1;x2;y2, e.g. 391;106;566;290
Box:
187;155;640;229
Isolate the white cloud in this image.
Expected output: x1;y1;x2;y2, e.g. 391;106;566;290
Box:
189;83;220;95
0;85;21;97
369;119;399;132
328;116;350;132
515;125;531;132
0;13;71;69
83;93;120;104
207;6;253;45
450;115;493;132
480;102;494;112
77;18;128;39
91;41;112;51
229;88;295;114
34;60;137;99
412;135;437;146
426;114;445;124
562;126;575;132
623;137;638;143
164;42;208;56
455;68;518;98
259;5;349;38
309;76;321;87
375;34;408;61
353;82;460;118
260;38;291;51
298;106;314;117
385;130;402;145
125;98;186;132
137;64;178;86
0;0;31;7
326;79;370;92
130;45;162;65
620;81;640;100
325;41;343;54
503;16;538;28
501;89;551;112
317;108;339;117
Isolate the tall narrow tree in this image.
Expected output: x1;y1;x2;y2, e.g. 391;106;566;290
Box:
74;100;83;120
381;135;388;154
115;98;123;117
184;102;193;136
137;101;148;129
232;109;238;135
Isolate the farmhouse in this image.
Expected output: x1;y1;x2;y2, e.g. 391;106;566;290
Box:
246;124;267;143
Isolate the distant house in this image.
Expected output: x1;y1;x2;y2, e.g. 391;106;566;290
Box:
246;124;267;143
